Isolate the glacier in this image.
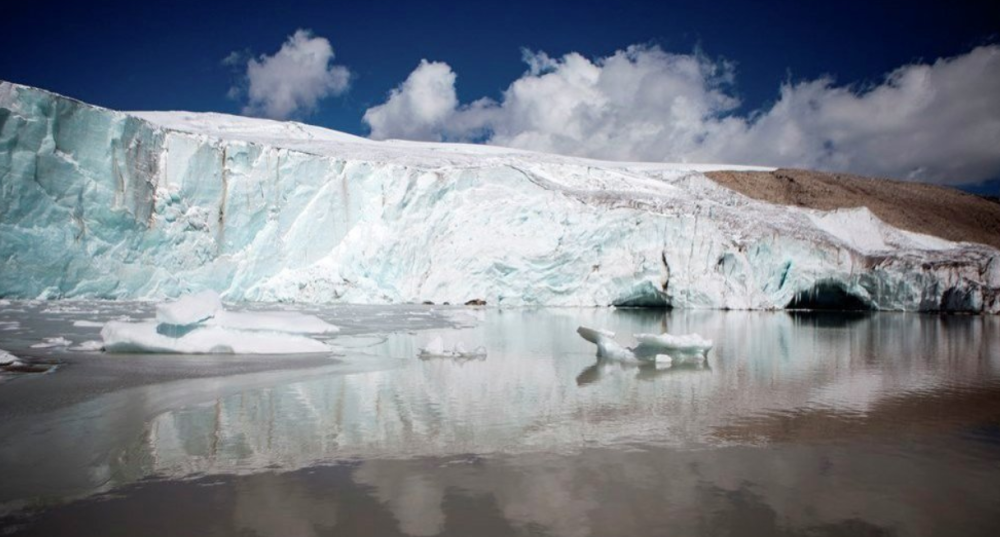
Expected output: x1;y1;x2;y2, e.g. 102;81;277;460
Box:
1;81;998;312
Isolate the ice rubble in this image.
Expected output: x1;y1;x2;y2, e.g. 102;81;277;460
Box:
0;349;57;378
577;326;712;364
101;291;337;354
1;81;999;312
31;337;72;349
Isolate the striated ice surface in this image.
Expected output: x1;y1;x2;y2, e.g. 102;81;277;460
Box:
1;81;999;312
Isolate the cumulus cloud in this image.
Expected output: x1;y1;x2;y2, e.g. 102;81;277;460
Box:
228;30;351;120
363;45;1000;184
364;60;460;141
363;60;496;142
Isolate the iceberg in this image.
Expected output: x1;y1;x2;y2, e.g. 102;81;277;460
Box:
1;81;998;312
101;292;337;354
577;326;712;363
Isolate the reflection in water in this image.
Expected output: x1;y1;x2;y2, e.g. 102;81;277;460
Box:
137;310;1000;474
8;442;1000;537
576;359;711;386
232;474;339;537
2;308;1000;536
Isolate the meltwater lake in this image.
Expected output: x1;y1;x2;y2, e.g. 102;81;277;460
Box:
1;301;999;536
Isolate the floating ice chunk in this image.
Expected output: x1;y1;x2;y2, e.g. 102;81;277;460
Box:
418;336;487;360
102;292;338;354
578;326;712;363
155;290;223;326
633;333;713;355
576;326;640;362
576;326;616;344
0;321;19;331
72;320;105;328
101;321;331;354
0;352;58;378
0;348;19;366
421;336;445;356
1;349;24;381
69;340;103;352
31;337;72;349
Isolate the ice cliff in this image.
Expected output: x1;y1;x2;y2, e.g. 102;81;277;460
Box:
1;81;998;312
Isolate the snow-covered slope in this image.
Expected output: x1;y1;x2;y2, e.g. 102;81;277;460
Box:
1;81;998;311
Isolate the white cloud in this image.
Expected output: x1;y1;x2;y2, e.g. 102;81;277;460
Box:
229;30;351;120
363;60;497;142
363;45;1000;184
363;60;460;141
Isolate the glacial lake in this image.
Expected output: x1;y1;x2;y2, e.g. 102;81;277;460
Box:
1;301;999;536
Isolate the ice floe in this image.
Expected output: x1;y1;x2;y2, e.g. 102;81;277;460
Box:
101;292;337;354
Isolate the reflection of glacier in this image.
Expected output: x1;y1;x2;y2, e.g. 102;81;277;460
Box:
139;310;1000;479
2;82;999;311
345;433;1000;537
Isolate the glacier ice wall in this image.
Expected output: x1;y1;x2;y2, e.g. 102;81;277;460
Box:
1;81;998;312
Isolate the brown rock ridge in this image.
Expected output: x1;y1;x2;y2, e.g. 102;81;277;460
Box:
704;168;1000;250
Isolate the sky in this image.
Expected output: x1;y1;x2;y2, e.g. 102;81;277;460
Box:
2;0;999;189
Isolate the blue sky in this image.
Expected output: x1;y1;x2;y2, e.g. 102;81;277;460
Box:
2;0;999;188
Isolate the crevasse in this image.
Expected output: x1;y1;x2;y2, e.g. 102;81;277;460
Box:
1;81;997;312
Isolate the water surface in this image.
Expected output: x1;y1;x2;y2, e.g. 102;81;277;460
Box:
1;303;998;536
